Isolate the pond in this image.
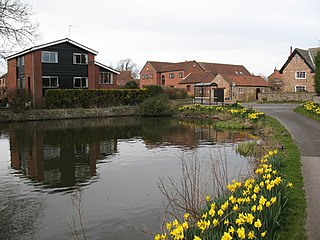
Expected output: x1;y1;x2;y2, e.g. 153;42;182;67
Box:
0;117;255;240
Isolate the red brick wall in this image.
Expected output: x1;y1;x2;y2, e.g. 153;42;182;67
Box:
88;53;96;89
140;62;158;87
95;66;118;89
32;50;42;108
7;58;17;94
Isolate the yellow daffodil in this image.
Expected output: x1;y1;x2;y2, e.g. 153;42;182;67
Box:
254;219;262;229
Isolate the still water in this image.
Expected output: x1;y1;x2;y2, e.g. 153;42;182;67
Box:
0;117;254;240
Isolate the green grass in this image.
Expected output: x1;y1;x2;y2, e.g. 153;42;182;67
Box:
294;106;320;122
264;116;306;240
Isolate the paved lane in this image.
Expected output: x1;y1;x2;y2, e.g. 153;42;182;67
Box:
246;103;320;240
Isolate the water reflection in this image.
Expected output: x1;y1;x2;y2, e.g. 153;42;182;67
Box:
3;117;254;192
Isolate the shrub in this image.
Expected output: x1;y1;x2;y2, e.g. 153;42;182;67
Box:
144;85;164;97
140;94;176;117
44;89;148;109
7;89;32;110
124;80;139;89
162;87;188;99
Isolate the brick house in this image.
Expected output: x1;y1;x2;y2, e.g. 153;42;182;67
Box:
116;70;133;86
212;74;271;101
139;61;173;87
279;47;320;93
268;68;283;91
139;61;203;88
6;38;119;108
0;73;7;99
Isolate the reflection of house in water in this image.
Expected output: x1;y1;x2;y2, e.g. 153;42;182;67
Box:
9;131;117;189
144;122;254;149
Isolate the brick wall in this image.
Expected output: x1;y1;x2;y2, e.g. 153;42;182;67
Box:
140;62;158;87
281;53;315;92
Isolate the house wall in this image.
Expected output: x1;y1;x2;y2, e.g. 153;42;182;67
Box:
7;58;17;94
212;75;231;99
94;66;118;89
234;86;270;101
139;62;158;87
281;53;315;92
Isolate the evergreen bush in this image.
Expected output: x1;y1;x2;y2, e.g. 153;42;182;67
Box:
140;94;176;117
144;85;164;97
44;89;148;109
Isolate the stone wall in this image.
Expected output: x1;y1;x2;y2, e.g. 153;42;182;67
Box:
258;92;315;102
0;106;139;123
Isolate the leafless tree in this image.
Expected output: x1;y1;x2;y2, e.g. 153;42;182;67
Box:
116;58;139;79
0;0;40;58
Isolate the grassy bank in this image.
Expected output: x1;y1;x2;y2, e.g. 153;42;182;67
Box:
294;106;320;123
164;104;306;239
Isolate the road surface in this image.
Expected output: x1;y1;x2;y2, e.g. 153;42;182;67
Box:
245;103;320;240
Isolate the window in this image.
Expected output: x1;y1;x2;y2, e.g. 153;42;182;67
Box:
42;51;58;63
239;87;244;94
295;85;306;92
179;72;183;78
150;73;154;79
145;74;149;79
73;77;88;88
142;74;145;79
295;71;306;79
169;73;174;79
17;77;25;89
17;56;24;67
99;72;113;84
73;53;88;64
42;76;59;88
187;85;191;92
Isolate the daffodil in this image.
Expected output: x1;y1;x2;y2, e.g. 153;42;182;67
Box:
254;219;262;229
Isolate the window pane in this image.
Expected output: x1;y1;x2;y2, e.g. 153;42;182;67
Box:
42;52;50;62
74;78;81;88
82;78;87;87
51;77;58;87
51;52;58;63
42;77;50;87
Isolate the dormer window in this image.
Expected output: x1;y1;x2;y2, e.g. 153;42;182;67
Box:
73;53;88;64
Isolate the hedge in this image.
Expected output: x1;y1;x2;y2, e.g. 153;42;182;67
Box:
44;89;148;109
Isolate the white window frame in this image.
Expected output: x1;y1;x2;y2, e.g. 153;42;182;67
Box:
99;72;113;84
73;77;88;88
42;76;59;88
42;51;58;63
295;85;306;92
295;71;306;79
73;53;88;64
179;72;183;78
239;87;244;94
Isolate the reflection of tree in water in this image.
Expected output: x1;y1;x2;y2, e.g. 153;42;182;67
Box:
0;177;44;240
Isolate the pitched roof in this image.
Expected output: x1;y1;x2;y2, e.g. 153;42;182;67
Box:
95;61;119;74
221;75;271;87
6;38;99;60
268;68;282;80
280;47;320;73
199;62;251;76
117;70;133;80
147;61;174;72
179;71;216;84
161;60;202;72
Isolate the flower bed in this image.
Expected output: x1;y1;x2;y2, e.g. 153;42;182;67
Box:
302;101;320;115
154;151;292;240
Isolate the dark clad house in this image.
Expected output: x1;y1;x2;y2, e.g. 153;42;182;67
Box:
6;38;119;108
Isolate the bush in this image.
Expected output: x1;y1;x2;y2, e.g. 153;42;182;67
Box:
124;80;139;89
144;85;164;97
7;89;32;110
44;89;148;109
162;87;188;99
140;94;176;117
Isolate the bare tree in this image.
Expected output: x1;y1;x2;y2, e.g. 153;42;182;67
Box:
116;58;139;79
0;0;40;58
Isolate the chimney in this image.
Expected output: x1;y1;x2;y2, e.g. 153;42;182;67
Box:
290;46;293;56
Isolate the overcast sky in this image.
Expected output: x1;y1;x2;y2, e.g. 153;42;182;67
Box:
27;0;320;77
